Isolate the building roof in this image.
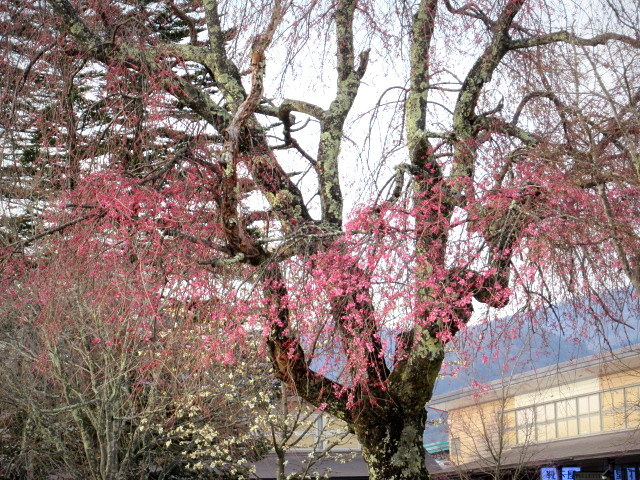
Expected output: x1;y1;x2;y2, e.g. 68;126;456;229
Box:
429;344;640;411
425;440;450;454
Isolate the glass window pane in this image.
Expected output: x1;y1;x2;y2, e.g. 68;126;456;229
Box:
579;416;590;434
628;407;640;428
567;417;578;436
578;396;589;415
590;413;601;432
615;411;626;429
546;404;556;420
613;389;625;408
558;419;568;437
603;412;615;430
603;389;625;409
588;394;600;413
516;428;529;444
557;399;577;418
537;424;547;442
545;422;557;440
517;407;534;426
536;405;546;423
602;411;625;430
557;400;568;419
504;411;516;428
626;386;640;405
537;422;556;442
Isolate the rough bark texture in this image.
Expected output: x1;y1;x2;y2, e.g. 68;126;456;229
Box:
357;411;430;480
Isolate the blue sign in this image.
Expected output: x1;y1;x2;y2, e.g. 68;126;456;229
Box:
562;467;581;480
627;468;636;480
541;468;559;480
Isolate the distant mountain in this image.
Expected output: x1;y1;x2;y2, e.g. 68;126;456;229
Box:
434;288;640;395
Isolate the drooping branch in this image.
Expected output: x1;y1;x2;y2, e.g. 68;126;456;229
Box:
46;0;111;62
167;0;198;45
476;116;537;145
264;267;350;421
225;0;285;158
163;74;231;131
45;0;314;249
386;0;452;415
442;0;494;28
10;211;106;250
47;0;233;134
387;0;534;413
598;185;640;294
327;263;391;387
475;184;543;307
511;91;568;129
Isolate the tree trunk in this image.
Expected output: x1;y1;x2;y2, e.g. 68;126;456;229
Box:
275;446;286;480
355;408;429;480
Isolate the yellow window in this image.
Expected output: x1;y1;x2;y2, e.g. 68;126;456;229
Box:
625;386;640;405
602;411;626;430
589;414;601;432
557;399;576;419
503;411;516;429
602;389;625;410
557;419;568;438
627;408;640;427
579;416;591;434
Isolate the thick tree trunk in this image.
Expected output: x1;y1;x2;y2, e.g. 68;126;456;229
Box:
355;409;429;480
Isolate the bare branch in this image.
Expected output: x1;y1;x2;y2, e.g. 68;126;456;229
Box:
509;31;640;50
168;0;198;45
279;99;326;120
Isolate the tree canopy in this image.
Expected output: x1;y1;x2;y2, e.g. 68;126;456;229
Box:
1;0;639;478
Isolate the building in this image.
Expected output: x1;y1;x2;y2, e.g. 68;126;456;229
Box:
428;345;640;479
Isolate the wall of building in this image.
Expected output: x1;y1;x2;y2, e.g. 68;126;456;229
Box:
448;397;515;465
289;413;361;451
445;362;640;468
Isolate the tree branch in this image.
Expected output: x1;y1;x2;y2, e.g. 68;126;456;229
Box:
279;99;326;120
168;0;198;45
405;0;438;169
264;267;350;421
508;31;640;50
202;0;246;108
315;0;369;227
452;0;525;181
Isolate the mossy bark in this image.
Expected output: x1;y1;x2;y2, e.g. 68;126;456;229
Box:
356;409;430;480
